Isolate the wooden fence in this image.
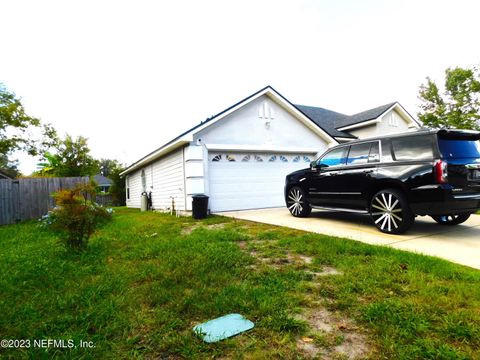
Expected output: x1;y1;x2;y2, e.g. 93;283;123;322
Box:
0;177;89;226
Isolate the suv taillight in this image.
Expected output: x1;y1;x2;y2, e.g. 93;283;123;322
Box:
434;160;448;184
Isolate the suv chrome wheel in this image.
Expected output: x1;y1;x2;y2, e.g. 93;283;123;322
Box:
287;187;311;217
370;189;414;234
431;213;471;226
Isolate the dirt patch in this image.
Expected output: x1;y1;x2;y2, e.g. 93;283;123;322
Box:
181;223;227;235
333;332;370;359
237;241;247;250
239;241;368;358
296;308;370;359
307;266;343;277
296;339;323;358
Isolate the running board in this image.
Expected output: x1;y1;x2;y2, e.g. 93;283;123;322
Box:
311;206;369;214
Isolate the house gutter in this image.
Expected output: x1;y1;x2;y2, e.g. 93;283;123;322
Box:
120;137;191;176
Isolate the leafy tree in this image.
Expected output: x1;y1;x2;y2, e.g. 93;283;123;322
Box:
1;83;59;174
418;66;480;130
0;154;20;178
0;83;40;156
36;135;99;177
99;158;119;177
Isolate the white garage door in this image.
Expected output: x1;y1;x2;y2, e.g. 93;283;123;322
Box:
208;152;316;212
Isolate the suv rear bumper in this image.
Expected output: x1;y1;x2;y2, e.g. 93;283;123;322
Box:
410;185;480;215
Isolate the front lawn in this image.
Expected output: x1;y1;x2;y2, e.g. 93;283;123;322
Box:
0;208;479;359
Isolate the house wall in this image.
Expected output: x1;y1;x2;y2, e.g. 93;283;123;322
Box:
126;148;185;210
193;95;329;150
349;109;411;139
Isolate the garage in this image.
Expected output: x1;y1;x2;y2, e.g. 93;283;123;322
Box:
208;152;316;212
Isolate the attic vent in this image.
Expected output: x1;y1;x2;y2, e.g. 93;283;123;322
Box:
388;113;399;127
258;101;275;120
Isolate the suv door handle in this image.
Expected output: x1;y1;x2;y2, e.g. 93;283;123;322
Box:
363;169;374;174
328;171;342;176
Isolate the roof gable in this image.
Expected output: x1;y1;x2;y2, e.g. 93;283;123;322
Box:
335;102;397;129
121;86;337;175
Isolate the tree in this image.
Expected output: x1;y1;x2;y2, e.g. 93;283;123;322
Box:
0;154;20;178
99;158;119;177
0;83;40;156
1;83;59;176
36;135;99;177
418;66;480;130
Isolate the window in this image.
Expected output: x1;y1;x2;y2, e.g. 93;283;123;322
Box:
268;155;277;162
242;155;251;162
346;142;380;165
303;156;311;163
293;155;300;162
141;169;146;192
126;176;130;200
438;139;480;159
318;147;348;167
347;143;372;165
212;154;222;162
226;154;236;162
280;155;288;162
368;142;380;163
255;155;263;162
392;137;433;161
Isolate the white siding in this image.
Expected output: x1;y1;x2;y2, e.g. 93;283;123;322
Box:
126;170;143;208
126;148;185;210
194;95;329;150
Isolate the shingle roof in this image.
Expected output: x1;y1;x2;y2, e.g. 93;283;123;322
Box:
335;102;397;129
93;174;112;186
295;105;356;139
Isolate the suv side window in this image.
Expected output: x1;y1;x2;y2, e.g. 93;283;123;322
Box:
392;136;433;161
347;142;379;165
369;142;380;163
318;146;348;167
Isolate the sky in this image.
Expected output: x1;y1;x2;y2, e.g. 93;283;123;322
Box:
2;0;479;174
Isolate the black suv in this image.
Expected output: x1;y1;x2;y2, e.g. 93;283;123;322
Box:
285;129;480;234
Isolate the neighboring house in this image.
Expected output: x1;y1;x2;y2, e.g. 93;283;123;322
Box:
0;169;14;180
93;174;113;193
121;86;421;213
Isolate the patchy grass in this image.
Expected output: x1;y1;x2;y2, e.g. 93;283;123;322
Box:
0;208;479;359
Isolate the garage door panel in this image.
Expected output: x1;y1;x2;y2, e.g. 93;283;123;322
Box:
208;152;314;212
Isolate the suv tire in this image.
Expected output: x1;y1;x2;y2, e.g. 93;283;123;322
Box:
431;213;471;226
370;188;414;234
287;186;312;217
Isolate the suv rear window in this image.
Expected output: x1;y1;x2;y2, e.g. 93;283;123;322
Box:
391;137;434;161
438;139;480;159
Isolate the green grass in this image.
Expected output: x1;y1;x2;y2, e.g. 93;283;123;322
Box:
0;208;479;359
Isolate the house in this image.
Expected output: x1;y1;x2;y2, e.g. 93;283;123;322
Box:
121;86;420;213
93;174;113;193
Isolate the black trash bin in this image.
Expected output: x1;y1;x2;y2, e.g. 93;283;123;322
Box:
192;194;209;219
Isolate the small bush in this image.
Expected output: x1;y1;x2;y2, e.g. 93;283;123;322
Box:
42;183;113;250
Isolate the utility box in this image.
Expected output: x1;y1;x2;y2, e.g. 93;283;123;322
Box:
140;192;148;212
192;194;209;219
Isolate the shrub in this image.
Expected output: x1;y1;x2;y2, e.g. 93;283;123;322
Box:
43;183;113;250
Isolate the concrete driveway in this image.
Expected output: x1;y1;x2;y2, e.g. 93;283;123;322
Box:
219;208;480;270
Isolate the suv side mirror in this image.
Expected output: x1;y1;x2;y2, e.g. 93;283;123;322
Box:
311;161;328;171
